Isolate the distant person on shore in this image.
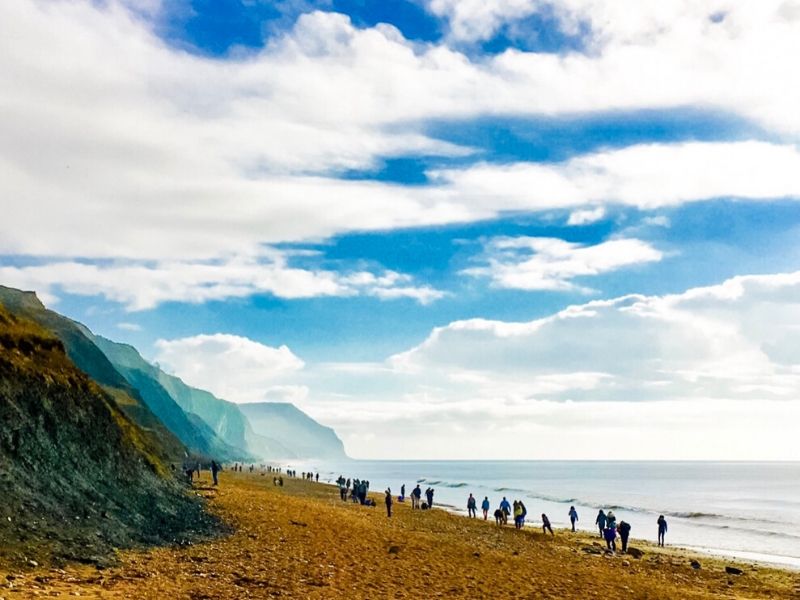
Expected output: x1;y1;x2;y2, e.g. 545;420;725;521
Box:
568;506;579;532
500;497;511;525
481;497;490;520
316;473;319;482
467;494;477;518
385;488;393;517
426;487;434;508
412;485;422;509
400;484;405;501
618;520;631;552
596;510;607;537
541;513;554;536
211;460;220;486
657;515;668;547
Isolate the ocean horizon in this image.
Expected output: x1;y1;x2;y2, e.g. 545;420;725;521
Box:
287;459;800;569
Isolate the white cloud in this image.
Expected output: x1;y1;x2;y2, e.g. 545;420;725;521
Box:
154;334;305;404
117;322;142;331
294;270;800;458
463;236;663;291
1;3;800;265
567;207;606;225
0;252;444;310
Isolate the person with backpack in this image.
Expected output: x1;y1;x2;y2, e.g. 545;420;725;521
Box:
467;494;477;518
618;520;632;552
481;496;490;520
568;506;579;532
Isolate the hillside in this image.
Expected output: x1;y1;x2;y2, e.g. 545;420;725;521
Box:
239;402;347;460
0;286;185;460
88;333;252;462
0;304;217;567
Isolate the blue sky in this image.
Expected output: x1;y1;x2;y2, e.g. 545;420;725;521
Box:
2;1;800;458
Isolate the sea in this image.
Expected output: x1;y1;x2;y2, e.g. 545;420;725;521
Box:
286;460;800;569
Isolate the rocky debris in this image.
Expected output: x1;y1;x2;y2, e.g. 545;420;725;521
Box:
725;566;743;575
626;547;644;559
582;546;603;555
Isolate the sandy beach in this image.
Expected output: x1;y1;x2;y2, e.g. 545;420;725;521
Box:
2;471;799;599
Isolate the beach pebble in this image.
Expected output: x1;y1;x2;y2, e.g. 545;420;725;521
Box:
388;545;400;554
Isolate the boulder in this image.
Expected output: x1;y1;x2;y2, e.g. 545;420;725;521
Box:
725;566;743;575
690;560;701;570
626;547;644;559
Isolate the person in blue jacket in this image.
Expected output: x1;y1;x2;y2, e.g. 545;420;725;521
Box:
499;497;511;525
568;506;579;532
481;496;490;520
657;515;668;546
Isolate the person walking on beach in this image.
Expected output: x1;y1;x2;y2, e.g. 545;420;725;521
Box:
657;515;668;547
400;484;405;501
618;520;631;553
606;511;617;531
412;484;422;509
513;501;523;529
385;488;393;517
568;506;579;532
519;501;527;527
595;509;607;537
541;513;554;536
211;460;220;486
467;494;477;518
481;496;490;520
500;497;511;525
426;487;434;509
604;526;617;552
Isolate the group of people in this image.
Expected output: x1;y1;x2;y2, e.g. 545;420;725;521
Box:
181;460;221;486
335;476;373;505
330;476;670;551
300;471;319;482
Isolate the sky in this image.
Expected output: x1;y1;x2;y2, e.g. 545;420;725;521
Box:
2;0;800;460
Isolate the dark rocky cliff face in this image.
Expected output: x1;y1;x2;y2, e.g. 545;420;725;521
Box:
0;305;218;568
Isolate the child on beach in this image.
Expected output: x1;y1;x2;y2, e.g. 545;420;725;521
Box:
603;527;617;552
493;508;503;525
568;506;578;532
541;513;554;536
657;515;668;547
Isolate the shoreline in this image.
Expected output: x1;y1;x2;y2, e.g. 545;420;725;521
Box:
2;472;799;598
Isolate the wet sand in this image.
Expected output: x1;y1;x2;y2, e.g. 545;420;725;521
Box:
2;471;799;599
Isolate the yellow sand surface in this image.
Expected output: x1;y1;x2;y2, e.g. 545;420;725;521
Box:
2;471;799;599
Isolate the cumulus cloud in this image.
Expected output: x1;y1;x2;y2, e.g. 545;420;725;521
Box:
294;270;800;458
154;333;305;404
0;252;444;310
462;236;663;291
